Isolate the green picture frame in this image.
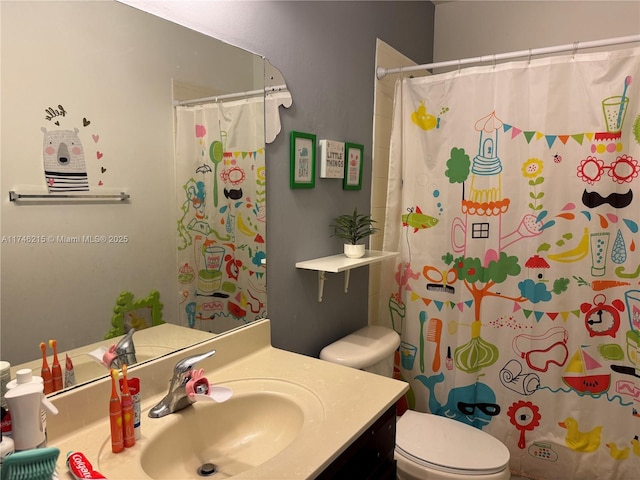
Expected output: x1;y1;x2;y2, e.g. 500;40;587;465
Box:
290;131;316;189
343;142;364;190
105;290;164;339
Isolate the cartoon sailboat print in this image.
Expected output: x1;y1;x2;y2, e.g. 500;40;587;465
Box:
562;346;611;395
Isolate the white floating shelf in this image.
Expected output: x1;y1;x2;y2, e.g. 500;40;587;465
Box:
295;250;399;302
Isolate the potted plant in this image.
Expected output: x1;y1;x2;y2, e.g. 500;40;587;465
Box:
330;208;378;258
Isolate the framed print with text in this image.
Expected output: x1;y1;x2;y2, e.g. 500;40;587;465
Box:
290;131;316;189
343;142;363;190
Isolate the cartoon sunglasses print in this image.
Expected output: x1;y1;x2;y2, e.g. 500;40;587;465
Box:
457;401;501;416
577;154;640;185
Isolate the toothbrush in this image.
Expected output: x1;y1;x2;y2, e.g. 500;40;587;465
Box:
39;342;53;394
419;311;427;373
109;369;124;453
120;365;135;448
426;318;443;372
49;339;63;392
617;75;632;130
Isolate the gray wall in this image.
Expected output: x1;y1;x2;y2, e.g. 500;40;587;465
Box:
254;1;435;356
121;0;436;356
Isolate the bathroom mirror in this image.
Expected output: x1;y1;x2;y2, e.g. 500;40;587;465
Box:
0;0;282;393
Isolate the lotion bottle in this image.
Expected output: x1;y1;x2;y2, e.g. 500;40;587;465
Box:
0;429;14;466
4;377;58;451
6;369;48;443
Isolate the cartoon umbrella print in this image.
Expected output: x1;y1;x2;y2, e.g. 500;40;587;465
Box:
209;140;224;207
507;400;541;449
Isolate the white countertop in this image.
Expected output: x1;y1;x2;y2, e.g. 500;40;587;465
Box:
46;320;407;479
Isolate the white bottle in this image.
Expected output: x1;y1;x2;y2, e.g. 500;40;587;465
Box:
0;361;11;409
0;430;14;466
1;361;11;438
5;369;58;451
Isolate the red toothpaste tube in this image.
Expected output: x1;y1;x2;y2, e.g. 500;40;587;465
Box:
67;451;108;480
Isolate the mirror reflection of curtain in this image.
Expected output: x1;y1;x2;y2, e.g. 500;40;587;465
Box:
175;98;266;332
380;47;640;479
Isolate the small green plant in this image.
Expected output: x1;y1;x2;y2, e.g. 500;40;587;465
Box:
330;208;378;245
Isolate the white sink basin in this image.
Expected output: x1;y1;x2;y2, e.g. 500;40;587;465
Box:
98;378;325;479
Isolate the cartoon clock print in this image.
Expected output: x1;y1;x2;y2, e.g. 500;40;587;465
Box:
580;294;624;337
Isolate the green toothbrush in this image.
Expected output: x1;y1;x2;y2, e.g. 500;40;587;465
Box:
419;311;427;373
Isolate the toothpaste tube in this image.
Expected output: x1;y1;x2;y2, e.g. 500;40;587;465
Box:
120;376;141;440
67;451;108;480
64;354;76;388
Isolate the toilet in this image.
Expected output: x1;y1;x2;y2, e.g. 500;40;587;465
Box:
320;325;511;480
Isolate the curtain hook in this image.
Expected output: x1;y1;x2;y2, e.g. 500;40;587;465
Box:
457;59;462;74
572;41;580;59
492;54;497;69
527;48;532;65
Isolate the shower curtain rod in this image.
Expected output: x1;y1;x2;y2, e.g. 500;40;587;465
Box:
376;34;640;80
174;84;288;106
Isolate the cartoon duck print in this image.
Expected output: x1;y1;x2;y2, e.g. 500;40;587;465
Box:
411;101;438;131
557;417;602;453
605;442;629;460
632;436;640;457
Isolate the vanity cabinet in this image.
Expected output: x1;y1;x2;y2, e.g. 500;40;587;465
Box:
317;404;397;480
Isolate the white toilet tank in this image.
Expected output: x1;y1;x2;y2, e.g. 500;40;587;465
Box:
320;325;400;377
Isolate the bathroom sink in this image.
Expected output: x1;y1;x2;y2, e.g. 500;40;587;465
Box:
98;378;325;479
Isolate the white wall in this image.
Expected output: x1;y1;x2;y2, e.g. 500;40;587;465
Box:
434;1;640;68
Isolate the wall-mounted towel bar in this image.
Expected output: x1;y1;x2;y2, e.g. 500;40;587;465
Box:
9;191;130;202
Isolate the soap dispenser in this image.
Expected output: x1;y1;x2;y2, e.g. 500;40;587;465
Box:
5;371;58;451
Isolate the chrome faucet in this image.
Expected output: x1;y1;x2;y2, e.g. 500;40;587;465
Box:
109;328;137;369
148;349;217;418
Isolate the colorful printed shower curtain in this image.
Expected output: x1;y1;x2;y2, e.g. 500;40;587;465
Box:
175;98;266;333
379;47;640;479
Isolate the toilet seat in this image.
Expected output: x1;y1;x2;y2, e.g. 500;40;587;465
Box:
396;410;510;475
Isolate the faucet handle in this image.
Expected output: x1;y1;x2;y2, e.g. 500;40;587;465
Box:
173;349;216;376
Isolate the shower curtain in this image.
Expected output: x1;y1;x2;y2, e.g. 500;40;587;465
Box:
379;47;640;479
175;98;266;332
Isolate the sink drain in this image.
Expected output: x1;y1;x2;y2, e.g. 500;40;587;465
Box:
197;463;219;477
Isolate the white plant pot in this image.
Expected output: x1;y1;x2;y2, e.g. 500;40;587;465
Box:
344;244;365;259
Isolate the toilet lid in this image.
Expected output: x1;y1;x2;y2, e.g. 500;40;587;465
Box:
396;411;510;475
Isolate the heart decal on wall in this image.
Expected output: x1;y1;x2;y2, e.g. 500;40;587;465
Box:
101;167;106;173
96;151;103;159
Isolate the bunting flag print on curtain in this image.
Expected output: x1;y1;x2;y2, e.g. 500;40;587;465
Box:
379;47;640;479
